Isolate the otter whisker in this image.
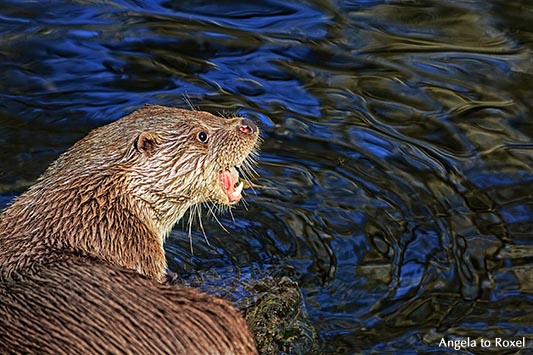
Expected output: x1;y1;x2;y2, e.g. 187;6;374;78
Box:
196;204;211;247
238;170;258;197
182;93;198;111
228;207;236;224
184;204;212;255
240;197;250;211
187;206;195;256
206;202;230;234
240;159;259;182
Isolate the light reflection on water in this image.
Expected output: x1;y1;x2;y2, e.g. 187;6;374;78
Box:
1;0;532;354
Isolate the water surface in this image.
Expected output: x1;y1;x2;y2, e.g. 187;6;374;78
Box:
1;1;532;354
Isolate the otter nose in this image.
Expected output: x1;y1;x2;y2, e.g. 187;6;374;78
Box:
238;118;257;136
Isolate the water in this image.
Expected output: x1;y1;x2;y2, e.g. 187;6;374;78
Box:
1;0;532;354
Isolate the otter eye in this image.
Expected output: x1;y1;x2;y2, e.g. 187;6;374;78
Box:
197;131;209;143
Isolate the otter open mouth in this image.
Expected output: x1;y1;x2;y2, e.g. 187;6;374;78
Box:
219;167;244;204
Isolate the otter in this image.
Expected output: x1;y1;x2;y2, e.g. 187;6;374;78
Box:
0;105;259;354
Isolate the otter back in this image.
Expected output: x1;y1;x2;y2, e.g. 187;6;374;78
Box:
0;257;256;355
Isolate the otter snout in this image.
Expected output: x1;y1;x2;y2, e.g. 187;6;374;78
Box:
238;118;258;136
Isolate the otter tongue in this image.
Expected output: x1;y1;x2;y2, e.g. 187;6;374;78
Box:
220;169;243;202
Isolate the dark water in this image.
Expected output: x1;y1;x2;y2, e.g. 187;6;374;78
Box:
1;0;532;354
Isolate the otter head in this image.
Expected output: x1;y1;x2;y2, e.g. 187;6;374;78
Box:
0;105;259;280
121;106;260;237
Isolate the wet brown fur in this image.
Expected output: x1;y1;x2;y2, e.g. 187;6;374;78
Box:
0;105;259;354
0;257;257;354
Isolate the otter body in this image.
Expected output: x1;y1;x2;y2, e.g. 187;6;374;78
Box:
0;105;259;354
0;258;256;355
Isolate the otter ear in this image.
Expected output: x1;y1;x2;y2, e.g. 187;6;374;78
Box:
135;132;161;157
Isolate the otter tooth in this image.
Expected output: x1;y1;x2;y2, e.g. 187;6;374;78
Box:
232;181;244;198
